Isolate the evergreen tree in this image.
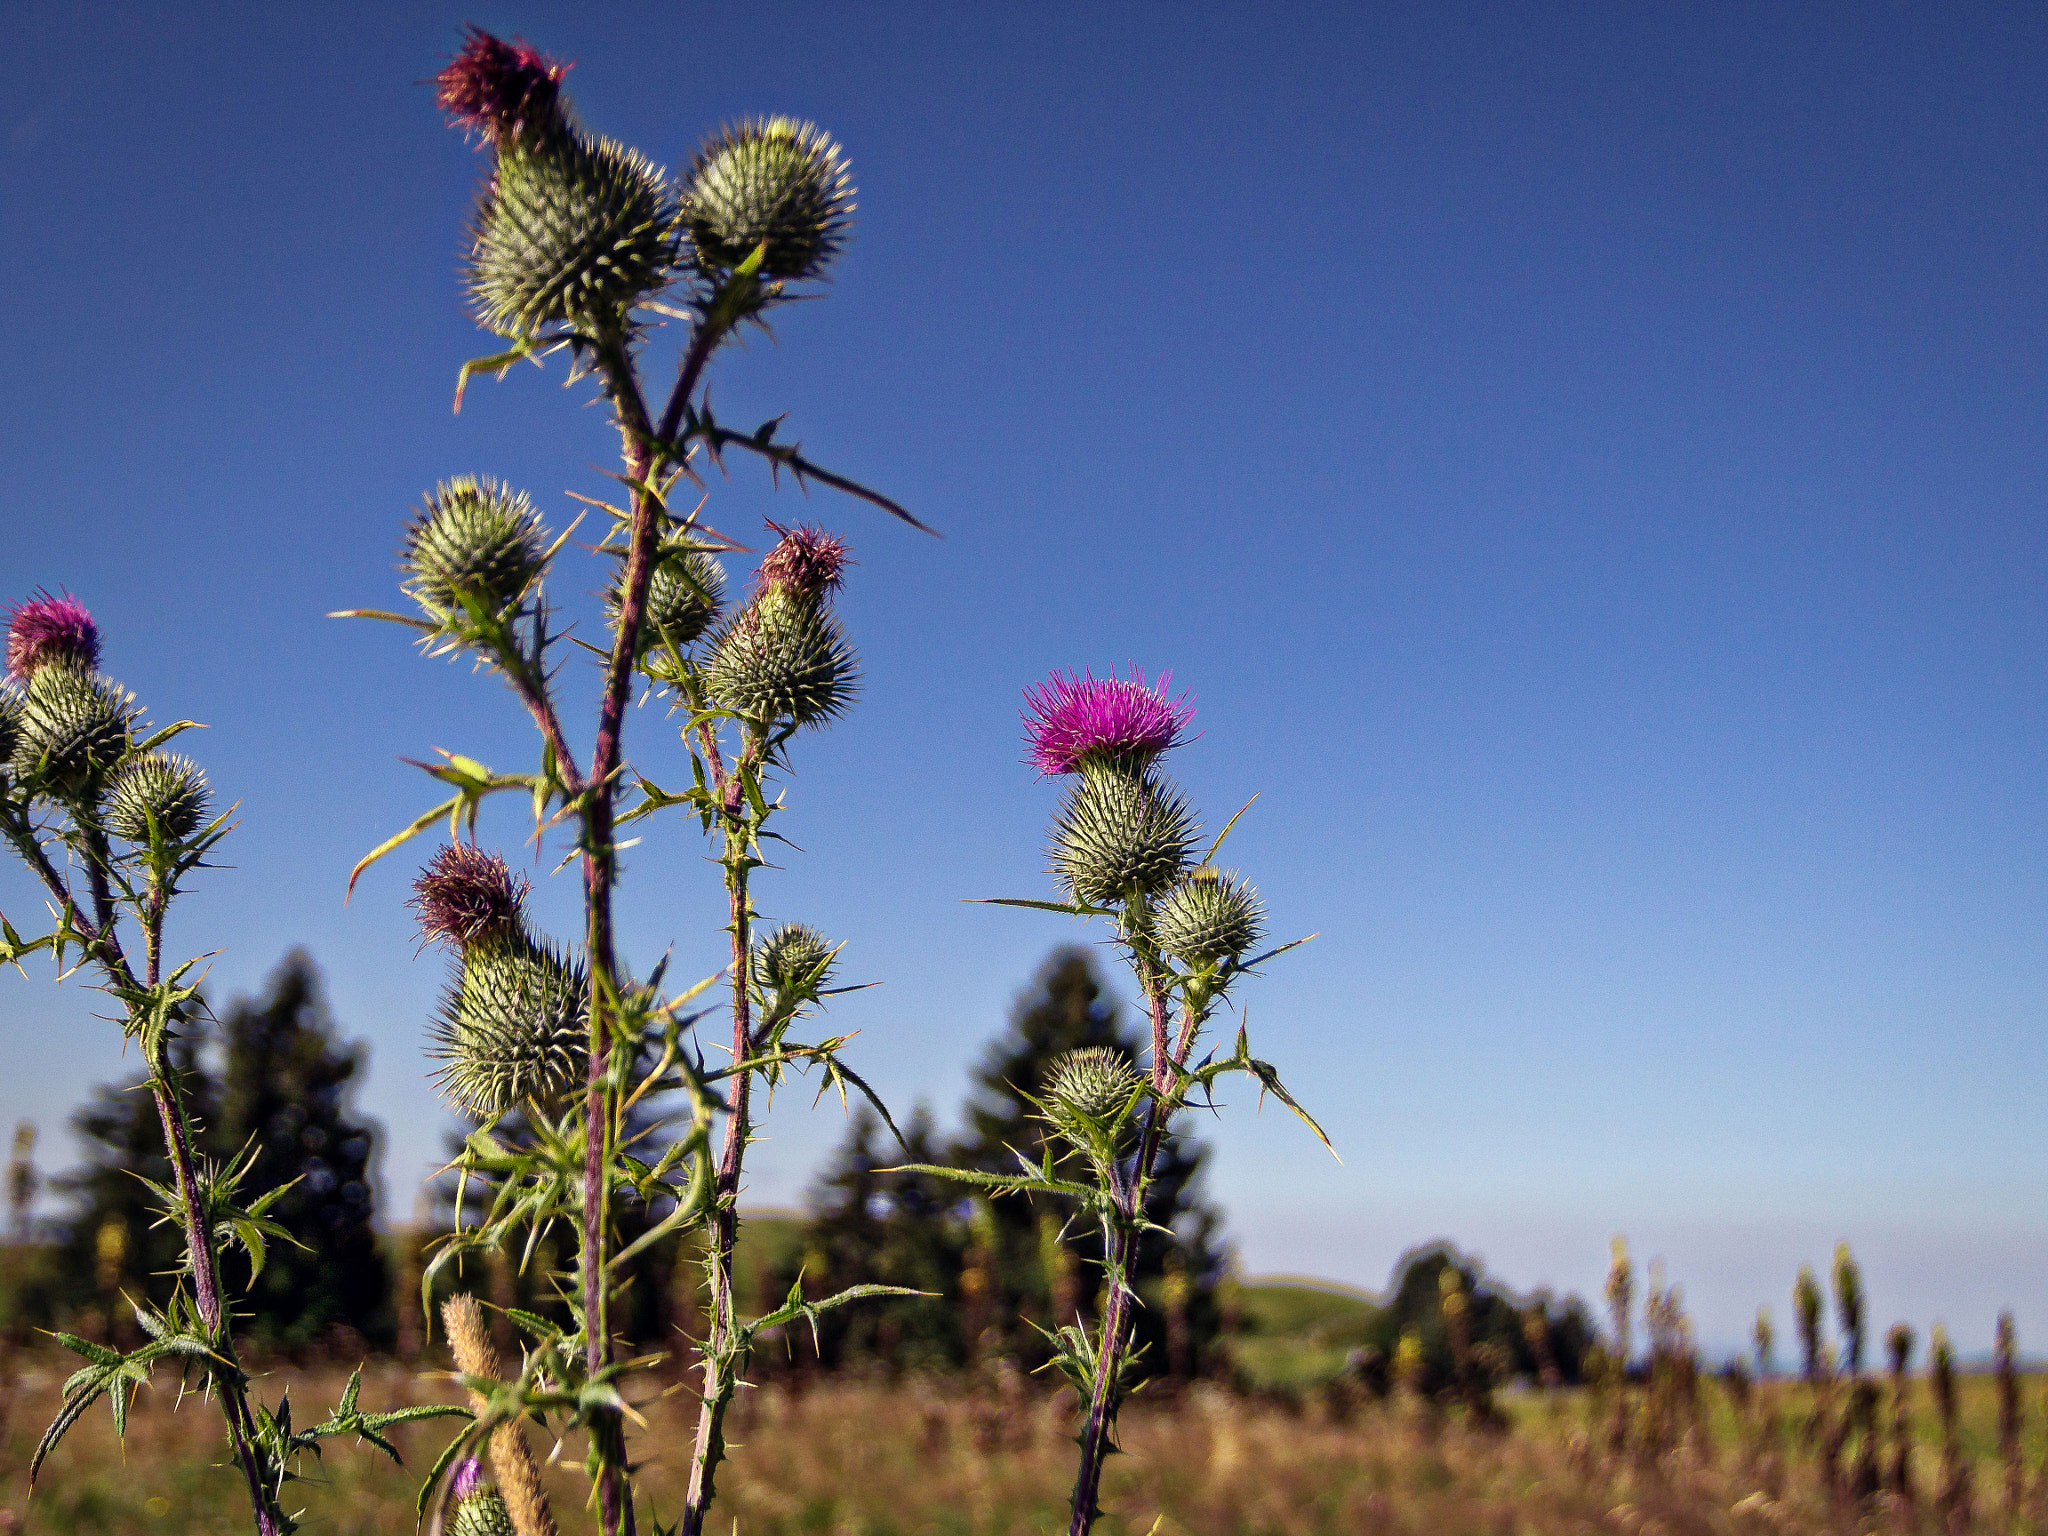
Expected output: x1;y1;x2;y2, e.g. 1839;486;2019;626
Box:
954;946;1224;1380
212;950;389;1352
797;1105;968;1369
56;950;389;1352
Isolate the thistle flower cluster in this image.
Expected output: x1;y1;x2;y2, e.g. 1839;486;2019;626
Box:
436;33;854;343
413;844;588;1117
706;522;860;731
1025;668;1262;972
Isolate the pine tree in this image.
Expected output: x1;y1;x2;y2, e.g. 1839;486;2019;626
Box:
955;946;1224;1380
211;950;389;1352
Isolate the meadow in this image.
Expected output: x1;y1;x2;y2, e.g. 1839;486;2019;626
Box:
4;1313;2041;1536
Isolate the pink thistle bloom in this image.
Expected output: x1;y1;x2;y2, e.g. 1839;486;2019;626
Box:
6;589;99;681
1022;667;1195;776
755;520;853;602
450;1457;486;1501
435;26;572;146
409;844;530;950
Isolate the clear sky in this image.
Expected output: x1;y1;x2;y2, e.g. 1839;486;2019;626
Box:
3;2;2042;1357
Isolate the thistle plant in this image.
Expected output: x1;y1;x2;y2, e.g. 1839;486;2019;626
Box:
342;31;927;1536
900;667;1325;1536
0;595;457;1532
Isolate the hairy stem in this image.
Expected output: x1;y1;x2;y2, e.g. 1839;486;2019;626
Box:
679;818;753;1536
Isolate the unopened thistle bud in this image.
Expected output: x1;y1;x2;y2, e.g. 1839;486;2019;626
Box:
106;752;211;844
1155;867;1264;968
436;27;572;149
10;665;133;800
430;938;589;1116
403;478;550;618
1022;667;1194;779
1047;1045;1142;1123
612;539;725;655
706;593;858;730
752;921;837;1002
468;132;678;338
1048;769;1197;907
684;118;854;282
451;1488;518;1536
410;844;530;950
6;591;99;682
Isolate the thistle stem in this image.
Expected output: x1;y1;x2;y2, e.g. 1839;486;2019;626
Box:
678;813;753;1536
1066;946;1180;1536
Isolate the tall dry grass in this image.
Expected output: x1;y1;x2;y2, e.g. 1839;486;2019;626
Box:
3;1355;2042;1534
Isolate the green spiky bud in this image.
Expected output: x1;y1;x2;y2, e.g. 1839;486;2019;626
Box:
429;938;589;1116
0;689;21;768
684;118;854;281
469;132;678;337
450;1490;518;1536
611;540;725;655
10;665;133;801
1048;768;1197;907
403;477;550;617
705;598;858;729
106;752;211;844
753;921;837;1002
1047;1046;1142;1122
1154;867;1264;967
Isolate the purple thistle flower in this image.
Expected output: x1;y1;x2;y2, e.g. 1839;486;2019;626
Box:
409;844;530;950
435;26;572;147
755;520;852;603
450;1455;486;1502
1021;667;1195;777
6;589;99;681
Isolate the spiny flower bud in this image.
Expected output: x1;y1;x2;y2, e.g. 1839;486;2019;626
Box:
11;665;133;800
706;597;858;730
410;844;530;950
429;937;589;1116
1154;868;1264;968
450;1488;517;1536
436;26;572;149
1048;769;1197;907
403;478;550;617
1047;1045;1142;1122
753;922;837;1000
611;539;725;655
106;752;211;844
684;117;854;282
0;689;21;768
1022;668;1194;778
755;522;851;605
7;591;99;682
468;132;678;338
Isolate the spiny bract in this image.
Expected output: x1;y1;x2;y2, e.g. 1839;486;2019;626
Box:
106;752;211;844
1048;769;1197;907
469;132;678;337
1048;1045;1142;1122
450;1489;518;1536
404;477;550;617
0;690;21;768
706;600;858;729
684;117;854;282
753;921;837;999
1154;868;1264;967
10;665;132;800
614;540;725;654
430;938;589;1116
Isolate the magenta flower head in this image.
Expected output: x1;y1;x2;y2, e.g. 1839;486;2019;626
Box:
409;843;530;950
435;26;572;147
755;520;852;605
450;1456;485;1502
1022;667;1195;777
7;590;99;682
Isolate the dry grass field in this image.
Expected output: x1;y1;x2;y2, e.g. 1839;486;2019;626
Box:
3;1355;2043;1535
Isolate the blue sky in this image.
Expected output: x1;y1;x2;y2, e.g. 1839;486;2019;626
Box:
3;2;2042;1355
